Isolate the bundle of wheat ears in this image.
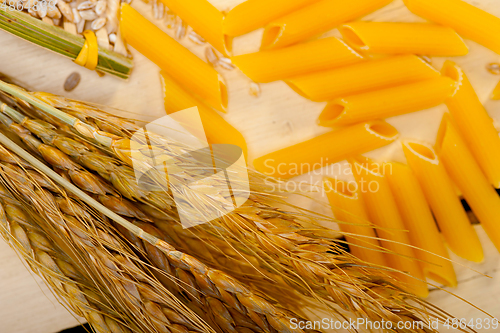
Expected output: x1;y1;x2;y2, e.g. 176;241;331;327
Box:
0;75;480;333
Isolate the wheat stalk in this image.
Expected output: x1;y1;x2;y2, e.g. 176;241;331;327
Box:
0;79;479;333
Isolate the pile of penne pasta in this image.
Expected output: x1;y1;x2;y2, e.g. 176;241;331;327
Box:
244;0;500;297
118;0;500;297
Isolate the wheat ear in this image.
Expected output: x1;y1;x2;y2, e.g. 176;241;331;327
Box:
0;154;218;333
0;183;133;333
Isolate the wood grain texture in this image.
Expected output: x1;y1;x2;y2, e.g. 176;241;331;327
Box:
0;0;499;332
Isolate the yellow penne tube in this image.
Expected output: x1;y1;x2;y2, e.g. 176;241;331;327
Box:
441;61;500;188
253;120;398;179
318;77;456;127
402;141;483;263
223;0;318;37
385;162;457;287
261;0;392;50
324;178;388;267
340;22;468;56
159;0;231;55
231;38;363;83
160;71;247;158
492;80;500;100
286;55;439;102
120;4;227;112
436;115;500;253
404;0;500;55
350;156;428;298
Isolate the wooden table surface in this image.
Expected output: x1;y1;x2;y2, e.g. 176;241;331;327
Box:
0;0;500;332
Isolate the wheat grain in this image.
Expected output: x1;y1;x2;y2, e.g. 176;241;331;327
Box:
249;82;261;97
64;72;81;92
486;63;500;75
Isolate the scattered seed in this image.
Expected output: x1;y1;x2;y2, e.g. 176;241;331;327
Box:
57;0;73;21
164;11;176;29
76;19;85;34
188;30;205;45
42;16;54;25
64;72;81;92
249;82;261;97
419;55;432;64
23;0;35;10
71;8;81;23
205;47;218;66
218;57;235;70
79;9;96;20
95;27;109;49
47;5;62;19
28;11;39;18
152;0;164;19
37;1;48;18
113;29;128;56
94;0;105;15
175;20;187;40
91;17;106;30
156;1;164;20
487;63;500;75
76;0;93;10
63;21;77;35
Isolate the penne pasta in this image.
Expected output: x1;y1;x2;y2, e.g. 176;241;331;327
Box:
403;0;500;55
436;115;500;253
340;22;468;56
261;0;392;50
223;0;318;37
324;177;388;267
120;4;228;112
385;162;457;287
160;71;248;158
159;0;231;55
491;80;500;100
286;55;439;102
441;61;500;188
402;141;483;263
349;156;428;298
318;77;456;127
253;120;398;179
231;38;363;83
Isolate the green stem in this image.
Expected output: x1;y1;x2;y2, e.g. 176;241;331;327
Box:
0;8;133;79
0;79;79;125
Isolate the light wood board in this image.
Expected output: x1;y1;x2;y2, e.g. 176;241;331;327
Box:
0;0;500;331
